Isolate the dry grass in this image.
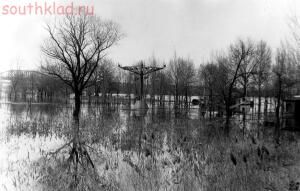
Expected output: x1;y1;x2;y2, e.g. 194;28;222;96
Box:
2;106;300;190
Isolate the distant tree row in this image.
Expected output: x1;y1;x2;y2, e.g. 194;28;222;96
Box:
199;38;300;133
8;71;68;102
7;14;300;139
7;39;300;111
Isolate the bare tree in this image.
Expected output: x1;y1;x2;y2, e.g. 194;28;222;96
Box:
157;65;171;105
236;39;256;98
199;62;219;119
36;74;68;102
216;39;255;133
127;73;134;102
8;60;24;101
41;14;122;170
273;44;298;144
167;54;195;108
148;56;159;103
167;53;181;108
41;14;121;118
288;16;300;64
288;15;300;94
9;71;24;101
253;40;272;120
181;58;196;107
90;59;116;103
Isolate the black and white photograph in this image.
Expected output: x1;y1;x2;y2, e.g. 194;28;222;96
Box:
1;0;300;190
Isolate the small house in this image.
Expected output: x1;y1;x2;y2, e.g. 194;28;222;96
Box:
284;96;300;117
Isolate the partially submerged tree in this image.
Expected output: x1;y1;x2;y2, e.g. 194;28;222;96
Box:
253;40;272;120
90;59;116;103
181;58;196;107
9;71;24;101
199;62;219;119
168;54;182;108
167;54;196;108
41;14;121;170
273;44;298;144
42;15;121;118
217;39;255;132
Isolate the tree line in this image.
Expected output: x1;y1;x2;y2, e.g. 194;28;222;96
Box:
6;15;300;131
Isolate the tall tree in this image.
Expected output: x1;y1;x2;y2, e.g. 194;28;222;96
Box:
181;58;196;107
218;39;255;132
253;40;272;120
91;59;116;103
236;39;256;98
273;44;297;144
42;14;121;117
200;62;219;119
148;56;159;103
41;14;121;170
168;53;181;108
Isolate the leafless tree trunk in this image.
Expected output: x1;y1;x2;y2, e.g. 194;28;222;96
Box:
253;40;271;121
273;44;297;144
215;39;255;133
41;14;121;172
199;62;219;120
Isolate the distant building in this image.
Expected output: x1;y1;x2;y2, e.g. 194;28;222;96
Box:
283;96;300;130
284;96;300;117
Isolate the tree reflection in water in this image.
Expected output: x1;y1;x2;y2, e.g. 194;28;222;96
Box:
2;102;300;190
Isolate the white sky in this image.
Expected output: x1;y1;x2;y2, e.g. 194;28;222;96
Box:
0;0;299;72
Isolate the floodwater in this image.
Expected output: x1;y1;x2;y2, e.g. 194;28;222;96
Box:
0;99;298;190
0;101;206;190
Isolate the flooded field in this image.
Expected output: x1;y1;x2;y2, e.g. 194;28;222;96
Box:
0;101;300;191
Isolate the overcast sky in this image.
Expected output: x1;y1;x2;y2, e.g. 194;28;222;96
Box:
0;0;299;72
